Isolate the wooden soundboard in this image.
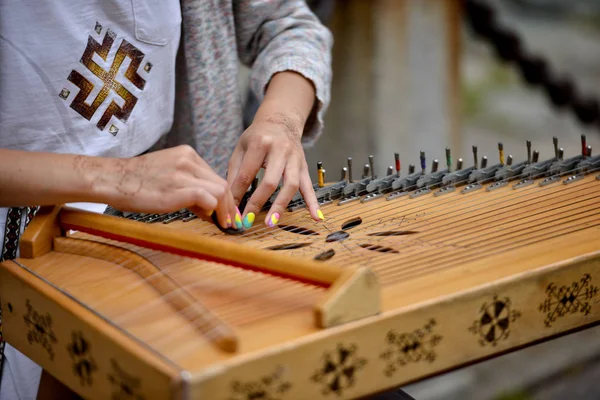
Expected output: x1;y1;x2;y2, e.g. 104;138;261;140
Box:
1;147;599;399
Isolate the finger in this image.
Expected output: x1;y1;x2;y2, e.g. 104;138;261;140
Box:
211;182;239;229
299;165;323;222
230;144;266;205
188;205;217;223
266;161;302;226
243;154;286;228
185;177;235;229
175;187;219;215
183;157;238;229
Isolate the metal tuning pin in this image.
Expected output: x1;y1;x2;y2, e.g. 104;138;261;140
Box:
322;169;326;184
519;149;553;182
388;158;423;197
527;140;532;164
469;154;505;184
417;156;448;190
446;148;452;172
582;134;587;158
317;161;325;187
575;146;600;174
366;159;397;195
473;145;478;169
441;156;474;187
498;142;505;165
553;136;559;159
548;145;585;178
340;159;372;202
368;155;376;180
495;153;527;182
347;157;353;183
394;152;401;177
342;167;348;182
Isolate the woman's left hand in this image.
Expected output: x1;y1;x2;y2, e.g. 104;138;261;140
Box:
227;111;322;228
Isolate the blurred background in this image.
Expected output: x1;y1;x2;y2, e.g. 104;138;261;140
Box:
241;0;600;398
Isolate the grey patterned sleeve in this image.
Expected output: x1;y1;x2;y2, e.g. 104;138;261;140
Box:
233;0;334;147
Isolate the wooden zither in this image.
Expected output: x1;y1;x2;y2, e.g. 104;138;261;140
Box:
1;136;600;399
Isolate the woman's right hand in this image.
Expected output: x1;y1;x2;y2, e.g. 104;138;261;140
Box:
101;145;240;228
0;145;241;229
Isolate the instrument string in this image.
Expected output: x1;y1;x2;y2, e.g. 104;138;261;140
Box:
326;178;600;271
192;166;599;269
326;176;600;263
19;164;599;365
335;202;600;283
381;215;600;284
184;163;599;243
118;188;600;362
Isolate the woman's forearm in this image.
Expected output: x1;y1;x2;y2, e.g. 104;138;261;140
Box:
0;148;119;207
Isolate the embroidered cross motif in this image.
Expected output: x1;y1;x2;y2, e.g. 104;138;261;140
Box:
63;25;149;133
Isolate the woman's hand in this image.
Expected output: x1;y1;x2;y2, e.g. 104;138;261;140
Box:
227;115;321;227
227;71;324;228
0;145;242;229
104;145;240;228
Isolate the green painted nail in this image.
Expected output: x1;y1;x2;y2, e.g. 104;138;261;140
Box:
243;212;255;228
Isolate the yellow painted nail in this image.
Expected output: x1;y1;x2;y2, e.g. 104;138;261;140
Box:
267;212;280;227
226;215;232;227
234;212;242;228
317;209;324;221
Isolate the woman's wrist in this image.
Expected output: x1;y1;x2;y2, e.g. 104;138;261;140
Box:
253;71;317;137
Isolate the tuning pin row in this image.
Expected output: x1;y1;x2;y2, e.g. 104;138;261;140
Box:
325;134;591;189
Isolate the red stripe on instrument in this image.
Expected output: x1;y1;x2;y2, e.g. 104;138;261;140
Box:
61;223;331;288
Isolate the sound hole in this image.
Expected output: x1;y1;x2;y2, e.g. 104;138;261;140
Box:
314;249;336;261
326;231;350;243
266;243;313;251
359;244;399;253
341;217;362;230
278;225;319;236
367;231;418;236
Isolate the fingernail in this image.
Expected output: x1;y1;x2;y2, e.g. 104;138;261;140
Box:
226;214;232;228
267;212;280;227
205;210;214;217
243;212;255;228
234;209;243;229
317;209;325;221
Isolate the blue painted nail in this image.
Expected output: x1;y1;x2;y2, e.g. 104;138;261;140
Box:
243;212;255;228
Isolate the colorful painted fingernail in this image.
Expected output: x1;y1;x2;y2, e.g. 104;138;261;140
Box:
317;209;325;221
243;212;255;228
234;209;243;229
267;212;280;227
205;210;214;217
226;215;232;228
